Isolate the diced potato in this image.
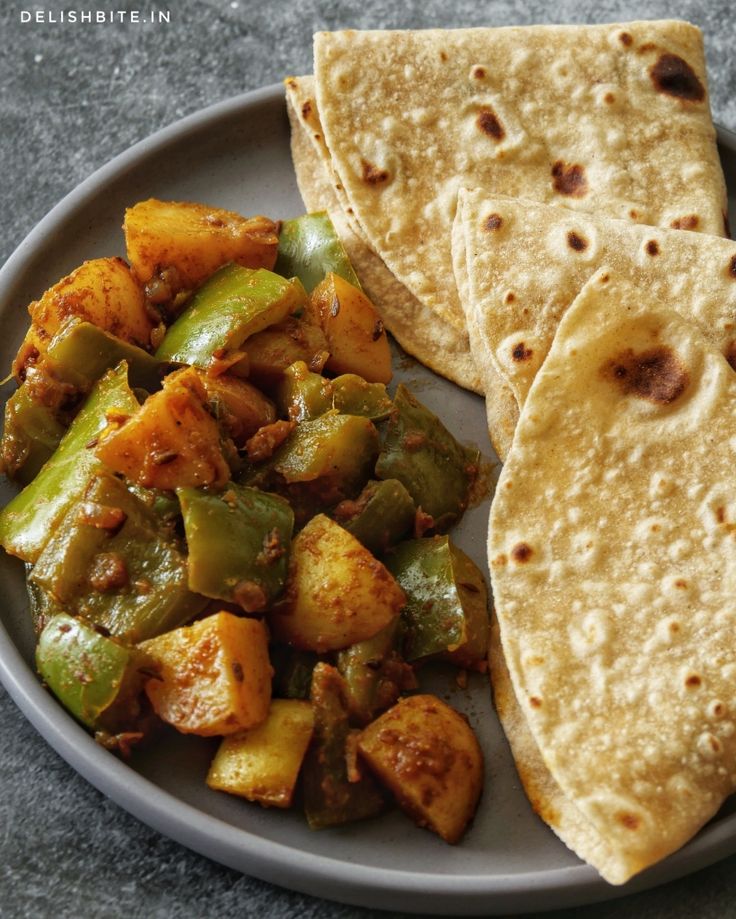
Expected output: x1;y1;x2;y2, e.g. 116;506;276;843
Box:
197;370;276;446
244;317;329;389
269;514;405;652
141;611;272;736
13;258;153;378
124;198;279;292
96;366;231;489
357;694;483;844
206;699;314;807
308;273;392;384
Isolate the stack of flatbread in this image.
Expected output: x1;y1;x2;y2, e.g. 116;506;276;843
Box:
287;19;736;885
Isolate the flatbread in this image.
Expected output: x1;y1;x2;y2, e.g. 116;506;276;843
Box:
455;189;736;459
314;22;728;333
490;268;736;884
284;76;483;395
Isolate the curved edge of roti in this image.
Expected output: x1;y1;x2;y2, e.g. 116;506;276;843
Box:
451;199;516;459
314;22;726;336
285;76;483;396
454;187;736;451
489;619;627;883
490;268;736;883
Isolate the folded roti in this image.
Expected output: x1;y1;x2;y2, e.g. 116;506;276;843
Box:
284;75;482;395
455;189;736;459
490;268;736;884
314;22;727;333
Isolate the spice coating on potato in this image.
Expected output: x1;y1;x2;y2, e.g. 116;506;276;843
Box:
96;366;231;490
124;198;279;292
269;514;405;652
207;699;314;807
13;258;154;378
141;612;272;736
358;694;483;843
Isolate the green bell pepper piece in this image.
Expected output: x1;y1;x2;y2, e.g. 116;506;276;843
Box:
26;573;64;635
275;212;361;294
1;384;67;484
46;319;163;392
303;663;385;829
36;612;146;731
336;617;413;724
30;473;207;643
276;361;393;422
375;384;479;531
271;646;321;700
0;363;139;563
154;264;305;368
177;483;293;612
386;536;489;666
338;479;416;556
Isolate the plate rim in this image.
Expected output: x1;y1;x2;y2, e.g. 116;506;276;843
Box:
1;82;736;915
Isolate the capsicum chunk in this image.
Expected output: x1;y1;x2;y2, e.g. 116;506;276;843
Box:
0;363;139;563
375;384;478;530
30;472;207;643
335;479;416;556
141;612;272;736
154;264;304;369
207;699;314;808
276;361;392;423
274;212;362;294
177;483;293;612
0;384;67;484
386;536;489;667
36;612;151;736
303;663;385;829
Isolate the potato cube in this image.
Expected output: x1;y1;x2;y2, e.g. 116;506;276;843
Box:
357;694;483;843
141;612;272;736
96;367;231;489
308;274;392;383
206;699;314;807
124;198;279;291
13;257;153;377
268;514;405;652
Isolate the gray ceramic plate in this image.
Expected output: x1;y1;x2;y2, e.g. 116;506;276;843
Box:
1;84;736;916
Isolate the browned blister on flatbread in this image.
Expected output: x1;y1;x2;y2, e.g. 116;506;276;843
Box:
490;269;736;884
454;189;736;459
314;21;727;334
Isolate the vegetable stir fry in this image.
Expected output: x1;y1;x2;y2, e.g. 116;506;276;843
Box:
0;200;489;843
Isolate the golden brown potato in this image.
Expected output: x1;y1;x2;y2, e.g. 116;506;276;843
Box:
141;612;272;736
13;257;153;378
206;699;314;807
268;514;405;652
244;317;329;389
96;366;231;489
308;274;392;384
357;694;483;844
197;370;277;446
124;198;279;292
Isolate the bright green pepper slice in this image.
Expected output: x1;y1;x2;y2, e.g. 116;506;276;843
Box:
0;363;139;563
46;319;163;392
276;361;393;422
375;384;479;531
30;473;207;643
303;663;385;829
274;212;361;294
386;536;489;667
154;264;305;368
1;385;67;484
337;479;416;556
36;613;146;731
177;483;293;612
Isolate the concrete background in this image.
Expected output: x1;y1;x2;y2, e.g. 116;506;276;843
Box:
1;1;735;916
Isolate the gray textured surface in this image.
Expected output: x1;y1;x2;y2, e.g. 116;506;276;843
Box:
1;1;736;916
